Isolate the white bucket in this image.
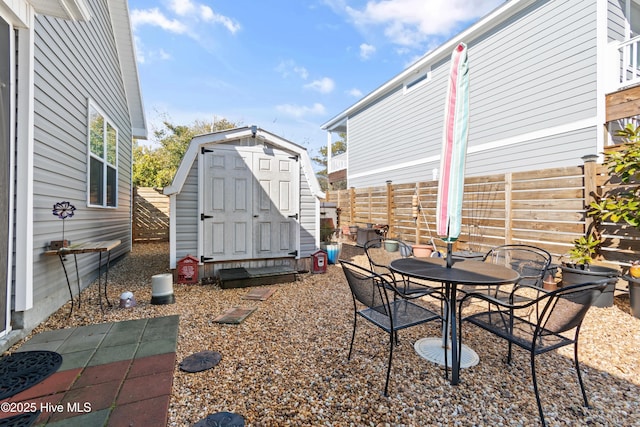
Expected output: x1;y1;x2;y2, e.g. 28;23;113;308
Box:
151;273;175;305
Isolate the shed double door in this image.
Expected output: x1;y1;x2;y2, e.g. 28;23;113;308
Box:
202;146;299;261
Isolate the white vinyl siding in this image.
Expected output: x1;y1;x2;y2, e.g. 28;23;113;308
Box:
175;161;199;260
345;0;601;188
25;0;133;330
299;169;316;257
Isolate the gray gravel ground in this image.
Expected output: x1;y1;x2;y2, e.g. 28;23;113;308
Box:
11;242;640;426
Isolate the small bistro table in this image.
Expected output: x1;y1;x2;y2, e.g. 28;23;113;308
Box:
389;257;519;385
44;240;121;316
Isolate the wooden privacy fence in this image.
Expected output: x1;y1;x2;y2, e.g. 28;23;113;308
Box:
132;187;169;242
325;162;640;267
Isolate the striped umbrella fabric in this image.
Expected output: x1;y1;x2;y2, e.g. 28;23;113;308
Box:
436;42;469;243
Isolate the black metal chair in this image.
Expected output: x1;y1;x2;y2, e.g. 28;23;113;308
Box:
460;244;552;300
340;260;443;396
364;237;441;298
457;280;608;426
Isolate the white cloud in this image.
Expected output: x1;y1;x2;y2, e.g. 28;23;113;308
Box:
130;8;188;34
344;0;502;47
347;88;363;97
276;103;326;118
304;77;335;94
276;60;309;80
131;2;240;35
169;0;196;16
200;5;241;33
359;43;376;60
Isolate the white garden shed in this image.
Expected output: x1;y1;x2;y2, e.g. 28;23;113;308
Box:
164;126;325;278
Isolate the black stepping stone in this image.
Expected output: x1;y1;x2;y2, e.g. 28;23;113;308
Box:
179;350;221;373
193;412;245;427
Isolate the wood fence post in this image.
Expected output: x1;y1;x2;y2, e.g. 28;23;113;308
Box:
368;187;372;224
504;173;513;245
582;154;599;236
415;185;421;244
349;187;356;226
386;181;393;236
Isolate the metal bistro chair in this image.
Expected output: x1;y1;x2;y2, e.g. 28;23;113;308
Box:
460;244;552;301
339;260;443;396
457;280;608;426
364;237;442;299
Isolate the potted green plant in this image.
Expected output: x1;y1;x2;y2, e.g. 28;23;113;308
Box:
560;233;619;308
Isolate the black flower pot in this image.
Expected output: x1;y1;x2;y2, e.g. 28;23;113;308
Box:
560;264;620;308
624;276;640;319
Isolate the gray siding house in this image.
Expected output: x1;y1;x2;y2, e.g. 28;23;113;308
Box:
1;0;146;349
164;127;323;276
322;0;640;188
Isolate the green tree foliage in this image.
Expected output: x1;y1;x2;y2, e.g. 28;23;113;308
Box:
312;133;347;191
589;122;640;228
133;117;237;188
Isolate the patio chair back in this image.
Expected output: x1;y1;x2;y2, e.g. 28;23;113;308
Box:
536;281;603;336
364;238;442;299
364;237;413;276
459;280;608;426
342;258;390;317
483;244;551;288
340;259;441;396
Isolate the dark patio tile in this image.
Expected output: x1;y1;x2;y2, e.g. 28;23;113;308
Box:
56;333;104;354
16;341;65;353
128;353;176;378
147;315;179;329
101;329;144;347
109;319;147;333
57;349;95;371
23;328;75;345
10;368;81;401
134;338;176;358
41;408;110;427
141;324;178;341
107;395;170;427
72;360;130;388
116;373;173;405
68;322;112;337
87;343;138;366
53;379;121;422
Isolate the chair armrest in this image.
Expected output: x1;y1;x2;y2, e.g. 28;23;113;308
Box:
459;287;541;312
509;282;551;302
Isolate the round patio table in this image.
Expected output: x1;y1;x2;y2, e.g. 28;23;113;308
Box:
389;257;519;385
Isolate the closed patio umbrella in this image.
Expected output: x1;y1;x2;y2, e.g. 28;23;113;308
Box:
413;42;477;380
436;42;469;268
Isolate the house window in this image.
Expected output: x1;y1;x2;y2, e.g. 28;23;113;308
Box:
403;69;431;94
88;103;118;207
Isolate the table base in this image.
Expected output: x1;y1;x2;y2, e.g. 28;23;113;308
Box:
414;338;479;369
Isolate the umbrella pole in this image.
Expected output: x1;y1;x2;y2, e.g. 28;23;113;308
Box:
446;241;453;268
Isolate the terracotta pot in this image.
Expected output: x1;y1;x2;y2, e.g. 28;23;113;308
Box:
412;244;433;258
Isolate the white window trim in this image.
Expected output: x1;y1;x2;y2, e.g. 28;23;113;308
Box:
403;68;431;94
86;100;119;208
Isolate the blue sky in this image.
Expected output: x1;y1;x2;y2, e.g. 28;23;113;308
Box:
129;0;503;156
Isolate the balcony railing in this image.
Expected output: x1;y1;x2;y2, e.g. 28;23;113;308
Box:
609;35;640;92
329;152;347;173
